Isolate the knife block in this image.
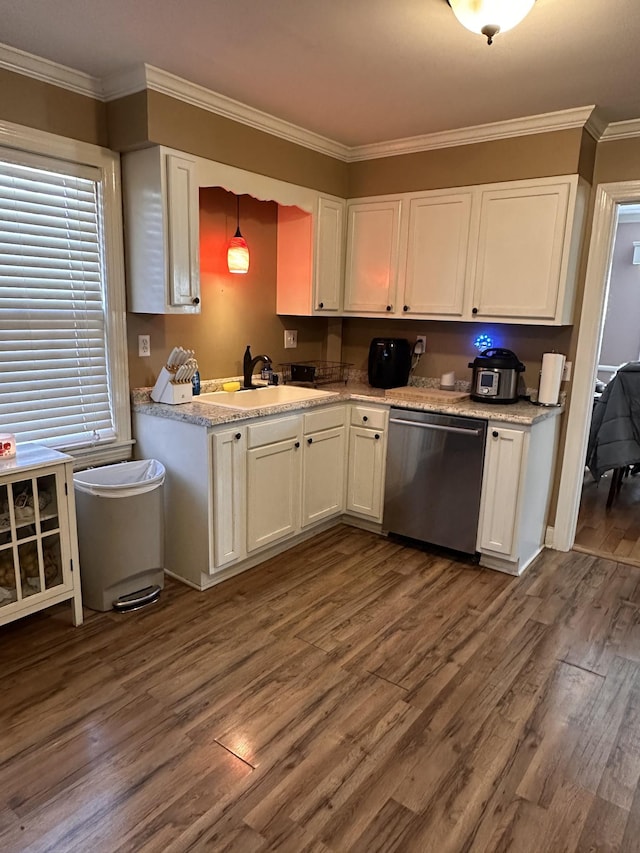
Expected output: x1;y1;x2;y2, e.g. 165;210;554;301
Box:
150;367;193;404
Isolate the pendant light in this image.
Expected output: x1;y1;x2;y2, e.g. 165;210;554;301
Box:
447;0;535;45
227;195;250;274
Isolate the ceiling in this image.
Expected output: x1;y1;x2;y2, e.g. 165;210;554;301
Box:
1;0;640;148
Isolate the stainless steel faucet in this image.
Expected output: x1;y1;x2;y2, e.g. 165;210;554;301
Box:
243;346;272;389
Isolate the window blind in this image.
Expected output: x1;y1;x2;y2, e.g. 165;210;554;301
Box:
0;155;116;449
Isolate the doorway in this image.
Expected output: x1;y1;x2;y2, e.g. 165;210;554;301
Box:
554;181;640;556
573;204;640;563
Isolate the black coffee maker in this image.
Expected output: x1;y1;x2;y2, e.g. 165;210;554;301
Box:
368;338;412;389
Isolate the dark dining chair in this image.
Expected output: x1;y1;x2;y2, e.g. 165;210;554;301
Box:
586;361;640;508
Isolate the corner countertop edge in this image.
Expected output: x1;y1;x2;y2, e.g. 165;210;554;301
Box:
131;382;563;428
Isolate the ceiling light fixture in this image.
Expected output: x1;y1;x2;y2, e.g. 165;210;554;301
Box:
447;0;535;45
227;195;250;274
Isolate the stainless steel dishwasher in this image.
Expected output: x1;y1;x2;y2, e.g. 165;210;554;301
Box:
383;408;487;554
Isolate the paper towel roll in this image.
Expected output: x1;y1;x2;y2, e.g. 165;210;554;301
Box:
440;371;455;390
538;352;566;405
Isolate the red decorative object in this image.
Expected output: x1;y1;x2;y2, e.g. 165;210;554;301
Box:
228;196;249;274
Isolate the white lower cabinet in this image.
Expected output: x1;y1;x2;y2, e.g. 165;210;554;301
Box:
477;416;559;575
246;417;302;553
133;408;349;588
346;405;388;522
302;407;346;527
133;401;560;590
211;427;246;569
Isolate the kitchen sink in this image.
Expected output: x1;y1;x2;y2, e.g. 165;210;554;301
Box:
196;385;337;409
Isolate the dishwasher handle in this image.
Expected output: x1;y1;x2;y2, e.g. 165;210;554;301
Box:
389;416;483;437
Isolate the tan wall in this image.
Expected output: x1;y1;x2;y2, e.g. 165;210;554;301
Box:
348;128;587;197
594;137;640;185
126;188;328;388
578;129;597;184
0;69;107;146
341;318;573;390
106;91;149;152
143;91;349;197
0;68;613;536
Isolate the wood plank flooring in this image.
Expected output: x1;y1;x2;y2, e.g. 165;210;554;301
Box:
2;524;640;851
575;468;640;565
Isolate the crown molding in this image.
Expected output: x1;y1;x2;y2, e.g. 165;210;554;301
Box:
601;118;640;142
104;66;602;163
101;65;148;101
584;108;608;142
111;64;351;161
347;106;599;162
0;41;611;162
0;41;101;99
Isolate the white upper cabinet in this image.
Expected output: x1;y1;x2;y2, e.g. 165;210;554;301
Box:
122;146;201;314
341;175;587;325
314;196;345;312
468;176;586;324
343;199;402;314
400;191;474;318
276;195;345;316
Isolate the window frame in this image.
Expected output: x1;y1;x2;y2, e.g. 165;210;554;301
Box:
0;119;131;467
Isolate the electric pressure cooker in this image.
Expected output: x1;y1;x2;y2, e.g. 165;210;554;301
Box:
468;348;525;404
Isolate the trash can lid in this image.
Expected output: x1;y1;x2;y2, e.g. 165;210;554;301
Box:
74;459;165;497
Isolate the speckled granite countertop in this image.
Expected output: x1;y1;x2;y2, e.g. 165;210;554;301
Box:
131;380;563;428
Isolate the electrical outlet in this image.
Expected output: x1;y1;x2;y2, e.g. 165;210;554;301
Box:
138;334;151;357
415;336;427;355
562;360;572;381
284;330;298;349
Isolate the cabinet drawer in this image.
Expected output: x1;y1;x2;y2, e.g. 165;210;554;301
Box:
304;405;345;435
247;415;301;449
350;405;387;431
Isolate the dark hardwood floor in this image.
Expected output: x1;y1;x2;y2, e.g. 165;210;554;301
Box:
2;524;640;851
575;467;640;566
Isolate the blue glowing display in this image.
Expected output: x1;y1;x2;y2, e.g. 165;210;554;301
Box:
473;333;493;351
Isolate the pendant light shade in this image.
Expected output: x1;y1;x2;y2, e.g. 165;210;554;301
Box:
448;0;535;44
227;196;249;274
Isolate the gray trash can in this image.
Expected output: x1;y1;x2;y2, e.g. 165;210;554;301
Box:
74;459;165;612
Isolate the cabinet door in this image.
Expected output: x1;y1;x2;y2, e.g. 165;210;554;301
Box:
478;426;525;556
472;181;571;320
344;199;401;313
302;426;346;527
211;428;246;569
401;192;472;317
123;147;201;314
247;439;302;552
314;197;345;313
346;426;385;520
166;153;201;309
0;465;75;626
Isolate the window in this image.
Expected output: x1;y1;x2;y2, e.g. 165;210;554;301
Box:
0;122;130;465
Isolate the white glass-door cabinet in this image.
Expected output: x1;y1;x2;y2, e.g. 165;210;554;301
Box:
0;445;83;627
